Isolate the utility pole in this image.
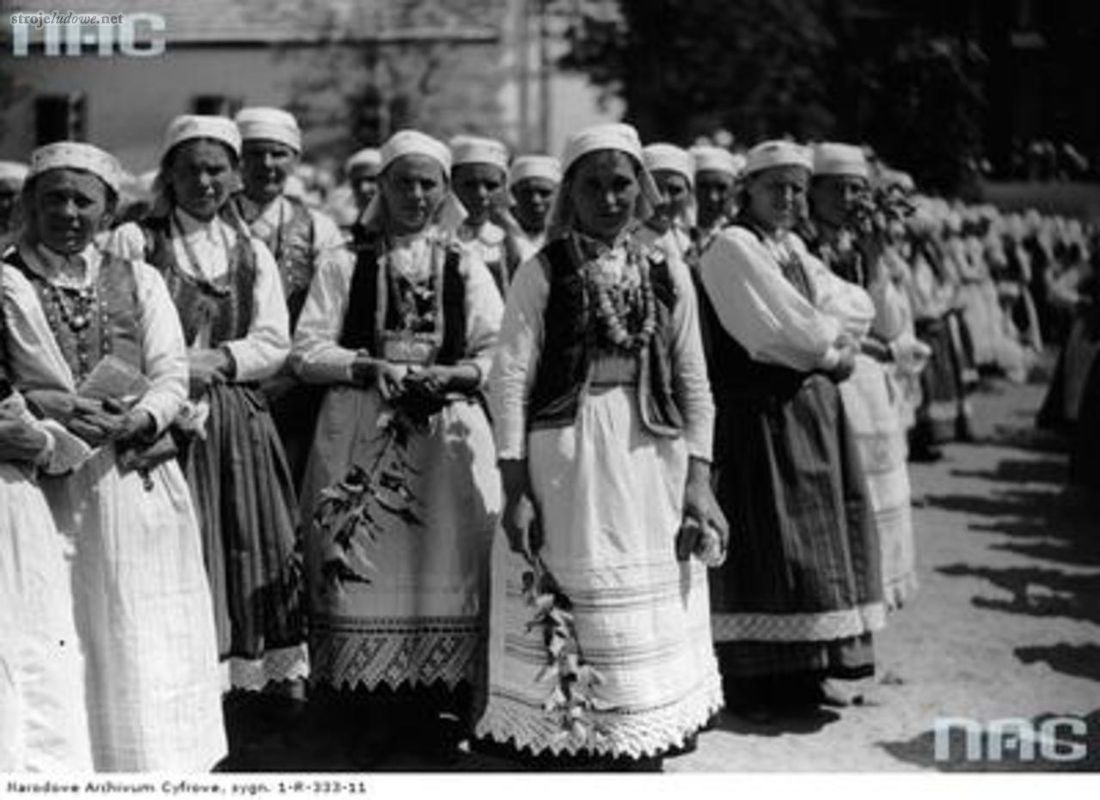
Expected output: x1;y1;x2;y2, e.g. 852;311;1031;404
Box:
517;0;531;150
538;0;552;152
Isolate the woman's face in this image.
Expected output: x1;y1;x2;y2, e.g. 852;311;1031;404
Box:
240;139;297;205
166;139;237;221
695;169;736;226
381;154;447;235
744;165;809;232
452;163;507;225
568;150;641;242
651;169;692;227
511;177;556;233
28;169;111;254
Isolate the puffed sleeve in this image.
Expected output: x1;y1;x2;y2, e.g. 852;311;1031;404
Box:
290;246;357;384
458;248;504;386
488;256;549;460
222;239;291;382
664;254;714;461
131;262;188;434
698;228;843;372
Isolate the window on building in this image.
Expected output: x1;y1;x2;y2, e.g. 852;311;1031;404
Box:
36;93;87;144
191;95;242;117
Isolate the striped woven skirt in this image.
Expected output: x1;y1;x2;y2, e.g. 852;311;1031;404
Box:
709;373;885;681
914;314;973;444
187;382;309;691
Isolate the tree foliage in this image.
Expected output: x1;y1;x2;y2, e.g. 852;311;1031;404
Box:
560;0;990;194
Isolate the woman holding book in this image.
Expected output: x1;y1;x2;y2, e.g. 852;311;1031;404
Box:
0;141;224;770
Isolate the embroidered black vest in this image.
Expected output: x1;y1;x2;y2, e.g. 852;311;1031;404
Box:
233;195;316;331
140;214;256;348
527;235;683;436
4;248;143;386
339;229;467;366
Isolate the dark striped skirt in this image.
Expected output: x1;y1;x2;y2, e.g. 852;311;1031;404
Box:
186;382;308;691
709;373;885;681
914;314;973;444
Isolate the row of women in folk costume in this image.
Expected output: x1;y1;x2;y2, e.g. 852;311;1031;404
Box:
1;114;921;771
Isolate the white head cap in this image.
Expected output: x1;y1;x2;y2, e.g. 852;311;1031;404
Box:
643;143;695;186
449;135;509;173
560;122;659;205
743;140;813;177
162;115;242;160
380;130;452;175
28;141;122;194
0;160;30;189
812;142;870;179
235;107;302;153
508;154;562;189
690;145;742;178
345;147;382;174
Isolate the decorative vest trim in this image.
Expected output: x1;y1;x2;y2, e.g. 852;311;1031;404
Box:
527;235;683;437
233;195;316;331
4;247;143;386
339;230;467;366
140;214;256;348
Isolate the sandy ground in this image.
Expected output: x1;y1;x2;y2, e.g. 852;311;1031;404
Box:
226;377;1100;773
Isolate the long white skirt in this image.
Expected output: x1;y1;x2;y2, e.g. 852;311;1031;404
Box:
839;354;918;610
476;387;721;759
0;463;92;772
300;385;500;690
41;450;225;772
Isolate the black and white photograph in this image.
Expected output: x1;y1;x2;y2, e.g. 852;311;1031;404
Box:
0;0;1098;789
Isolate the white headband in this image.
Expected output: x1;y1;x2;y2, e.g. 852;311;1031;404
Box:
381;130;452;174
560;122;660;205
29;141;121;193
346;147;382;173
450;135;509;172
691;146;742;178
0;160;30;188
743;140;813;177
508;154;562;188
643;143;694;185
812;142;869;179
236;107;302;153
163;114;242;160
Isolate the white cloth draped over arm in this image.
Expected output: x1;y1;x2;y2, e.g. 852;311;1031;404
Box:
223;240;290;382
664;254;715;461
290;248;357;385
131;262;189;434
697;227;843;373
458;250;504;386
489;256;548;461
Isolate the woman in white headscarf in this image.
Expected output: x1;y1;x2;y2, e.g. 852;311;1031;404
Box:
3;141;224;771
109;116;308;708
292;129;502;760
697;140;885;714
641;143;697;269
476;123;726;768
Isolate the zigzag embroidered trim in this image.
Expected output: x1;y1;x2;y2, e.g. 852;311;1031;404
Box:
308;629;480;691
710;602;887;643
224;644;311;692
475;678;722;759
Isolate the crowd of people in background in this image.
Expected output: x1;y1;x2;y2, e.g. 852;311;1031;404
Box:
0;108;1096;774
